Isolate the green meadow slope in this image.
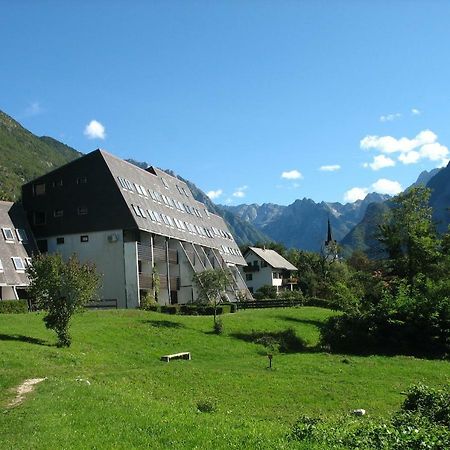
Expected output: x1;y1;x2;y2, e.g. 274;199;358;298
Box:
1;308;448;449
0;111;81;201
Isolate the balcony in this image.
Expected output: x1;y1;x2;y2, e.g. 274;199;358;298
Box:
243;265;260;273
282;277;298;286
139;273;180;291
137;243;178;264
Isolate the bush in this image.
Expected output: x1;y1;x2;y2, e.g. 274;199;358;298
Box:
160;305;180;315
0;299;28;314
304;297;332;309
401;383;450;427
213;317;224;335
248;327;307;353
196;398;217;413
139;292;157;311
278;290;304;302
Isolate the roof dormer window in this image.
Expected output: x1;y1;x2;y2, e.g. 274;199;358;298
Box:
2;228;14;242
161;178;169;189
16;229;28;243
12;257;26;271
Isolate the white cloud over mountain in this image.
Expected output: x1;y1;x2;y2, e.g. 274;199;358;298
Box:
361;129;448;167
84;120;106;140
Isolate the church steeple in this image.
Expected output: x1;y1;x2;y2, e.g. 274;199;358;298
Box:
325;217;333;246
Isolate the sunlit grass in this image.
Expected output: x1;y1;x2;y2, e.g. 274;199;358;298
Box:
1;307;448;449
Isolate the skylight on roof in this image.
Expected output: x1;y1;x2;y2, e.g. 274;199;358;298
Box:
12;256;25;271
2;228;14;242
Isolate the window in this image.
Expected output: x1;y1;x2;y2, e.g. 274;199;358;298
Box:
25;257;32;268
138;206;147;218
2;228;14;241
161;177;169;189
0;259;3;272
52;179;63;188
80;235;89;243
246;274;253;281
182;187;189;197
53;209;64;218
261;261;268;268
56;237;65;245
12;257;25;271
77;176;88;184
16;229;28;242
77;206;88;215
33;183;46;196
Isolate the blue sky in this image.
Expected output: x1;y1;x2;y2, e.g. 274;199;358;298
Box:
1;1;450;205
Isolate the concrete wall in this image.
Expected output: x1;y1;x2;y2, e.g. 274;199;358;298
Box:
46;229;128;307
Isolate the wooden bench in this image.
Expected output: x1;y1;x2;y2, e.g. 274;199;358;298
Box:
160;352;191;362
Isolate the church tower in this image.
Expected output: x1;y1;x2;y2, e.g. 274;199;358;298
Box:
322;217;339;261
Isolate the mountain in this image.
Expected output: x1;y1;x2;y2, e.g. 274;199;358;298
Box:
0;111;81;200
222;193;389;252
341;166;449;256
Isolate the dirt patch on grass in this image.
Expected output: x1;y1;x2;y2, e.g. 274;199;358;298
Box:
7;378;47;408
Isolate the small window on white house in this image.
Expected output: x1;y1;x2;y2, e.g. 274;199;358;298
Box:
80;235;89;243
2;228;14;241
54;209;64;218
12;257;25;271
77;206;88;215
56;237;65;245
16;229;28;242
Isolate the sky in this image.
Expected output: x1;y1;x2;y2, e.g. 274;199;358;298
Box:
1;1;450;206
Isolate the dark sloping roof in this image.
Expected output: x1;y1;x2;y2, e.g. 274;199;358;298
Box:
245;247;297;270
0;201;38;287
99;150;246;265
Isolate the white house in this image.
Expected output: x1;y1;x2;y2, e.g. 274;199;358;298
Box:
22;149;251;308
241;247;297;295
0;201;37;300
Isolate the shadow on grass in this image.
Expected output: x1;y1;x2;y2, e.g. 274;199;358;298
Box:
277;315;326;330
230;328;311;354
143;320;185;329
0;334;51;346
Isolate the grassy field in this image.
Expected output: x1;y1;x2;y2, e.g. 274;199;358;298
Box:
1;307;449;449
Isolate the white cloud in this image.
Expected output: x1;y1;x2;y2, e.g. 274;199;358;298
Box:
365;154;396;171
207;189;223;200
360;129;448;167
84;120;106;140
232;185;248;198
411;108;421;115
379;112;401;122
398;150;421;165
344;187;368;203
419;143;449;162
319;164;341;172
281;169;303;180
371;178;402;195
24;101;43;117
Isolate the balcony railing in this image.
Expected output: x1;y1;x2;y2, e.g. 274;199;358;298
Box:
282;277;298;285
137;243;178;264
139;273;180;291
243;265;260;273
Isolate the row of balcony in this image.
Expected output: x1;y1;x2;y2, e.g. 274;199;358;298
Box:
137;243;178;264
138;273;181;290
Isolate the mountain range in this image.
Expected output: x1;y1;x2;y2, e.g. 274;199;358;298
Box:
1;108;448;254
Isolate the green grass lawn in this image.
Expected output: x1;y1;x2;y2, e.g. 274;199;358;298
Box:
1;307;449;449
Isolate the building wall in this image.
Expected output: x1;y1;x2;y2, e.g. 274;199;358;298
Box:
46;229;128;308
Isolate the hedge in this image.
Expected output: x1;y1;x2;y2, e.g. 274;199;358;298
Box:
0;299;29;314
143;303;237;316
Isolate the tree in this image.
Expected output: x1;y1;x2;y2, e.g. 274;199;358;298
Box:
27;253;101;347
192;268;232;324
378;186;439;287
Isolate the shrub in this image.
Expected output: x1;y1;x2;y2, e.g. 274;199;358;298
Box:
196;398;217;413
401;383;450;427
249;328;307;353
0;299;28;314
278;290;304;302
160;305;179;315
213;317;224;335
139;292;157;311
